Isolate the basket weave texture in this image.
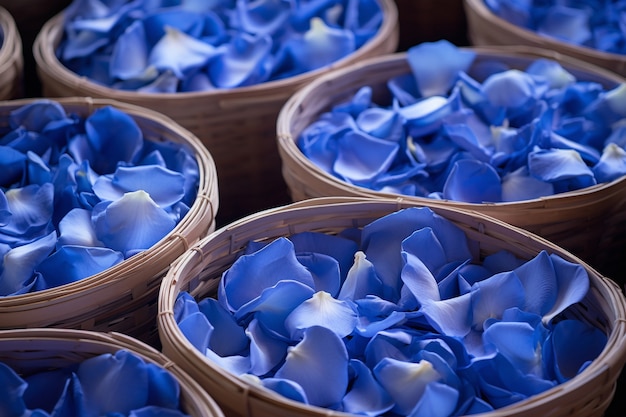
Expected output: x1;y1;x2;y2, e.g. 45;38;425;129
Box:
463;0;626;76
0;97;219;346
0;6;23;99
276;46;626;282
32;1;399;226
0;328;224;417
158;196;626;417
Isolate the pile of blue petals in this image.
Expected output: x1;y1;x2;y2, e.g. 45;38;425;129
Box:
0;100;199;296
174;206;606;417
298;40;626;203
56;0;383;93
485;0;626;54
0;349;190;417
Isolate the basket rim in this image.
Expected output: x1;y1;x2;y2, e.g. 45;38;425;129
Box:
276;46;626;211
157;196;626;417
0;96;219;305
32;0;399;101
0;327;225;417
463;0;626;64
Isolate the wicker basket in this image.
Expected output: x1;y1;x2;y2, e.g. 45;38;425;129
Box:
158;196;626;417
0;97;219;347
32;1;399;226
0;6;23;99
463;0;626;77
0;328;224;417
276;46;626;282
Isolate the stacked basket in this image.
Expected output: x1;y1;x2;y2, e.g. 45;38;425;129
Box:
0;5;23;100
157;197;626;417
32;0;400;225
0;97;219;347
0;328;224;417
276;46;626;281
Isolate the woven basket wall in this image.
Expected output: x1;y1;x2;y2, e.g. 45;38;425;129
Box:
158;197;626;417
0;97;219;347
0;328;224;417
32;0;399;226
276;46;626;283
463;0;626;76
0;6;23;99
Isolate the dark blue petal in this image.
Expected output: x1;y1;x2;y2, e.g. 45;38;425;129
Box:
9;99;68;132
0;145;27;187
37;245;125;288
296;252;342;296
179;310;214;353
110;20;150;80
443;159;502;203
93;190;176;253
0;231;56;295
24;368;73;413
260;378;308;404
142;8;207;47
198;297;249;356
407;381;459;417
537;5;592;45
246;317;289;376
208;33;272;88
406;40;476;97
236;0;293;36
173;291;200;323
218;237;314;312
342;359;394;416
146;365;180;409
0;190;10;226
275;326;349;407
513;251;557;316
128;406;189;417
48;373;85;417
0;362;27;416
542;254;589;323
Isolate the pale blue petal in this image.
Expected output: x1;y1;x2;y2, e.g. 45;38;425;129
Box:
275;326;349;407
246;317;289;376
398;95;458;138
0;146;26;187
409;134;458;172
342;359;394;416
333;130;400;184
441;109;494;162
482;69;535;108
443;159;502;203
57;208;104;248
373;358;441;415
284;291;358;340
355;310;407;338
37;245;124;288
136;70;180;93
77;350;149;416
406;40;476;97
526;59;575;90
356;108;404;141
542;254;589;323
333;86;373;117
142;8;206;46
407;381;459;417
198;297;249;356
544;319;606;383
260;378;308;404
338;251;383;301
236;0;292;36
181;70;216;92
219;237;314;312
0;231;56;295
471;271;525;330
0;190;11;226
501;166;554;201
149;26;217;79
178;311;214;354
400;248;440;304
420;292;472;338
208;33;272;88
549;132;600;165
483;321;542;376
528;148;596;190
85;106;143;174
593;143;626;183
513;250;557;316
110;20;149;80
388;73;419;106
364;329;414;367
204;349;251;376
296;252;341;296
1;183;54;237
93;190;176;253
234;280;315;339
93;165;186;207
286;18;355;72
0;362;27;416
537;5;592;45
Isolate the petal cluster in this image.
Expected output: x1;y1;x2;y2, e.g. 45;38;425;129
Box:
175;206;605;416
0;349;190;417
0;100;199;296
298;40;626;203
57;0;383;92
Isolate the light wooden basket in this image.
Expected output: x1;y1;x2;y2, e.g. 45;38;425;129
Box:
0;97;219;347
463;0;626;76
32;1;399;225
0;6;23;99
276;46;626;282
158;196;626;417
0;328;224;417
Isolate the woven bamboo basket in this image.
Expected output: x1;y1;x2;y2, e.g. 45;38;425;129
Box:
463;0;626;77
0;97;219;347
0;328;224;417
276;46;626;282
32;1;399;226
0;6;23;99
158;196;626;417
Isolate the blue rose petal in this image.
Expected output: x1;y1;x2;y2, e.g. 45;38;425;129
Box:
470;271;526;330
236;0;293;36
57;208;104;248
443;159;503;203
593;143;626;182
537;5;592;45
338;251;383;301
110;20;151;81
246;317;289;376
342;359;394;416
528;148;596;191
0;363;27;416
198;297;249;356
